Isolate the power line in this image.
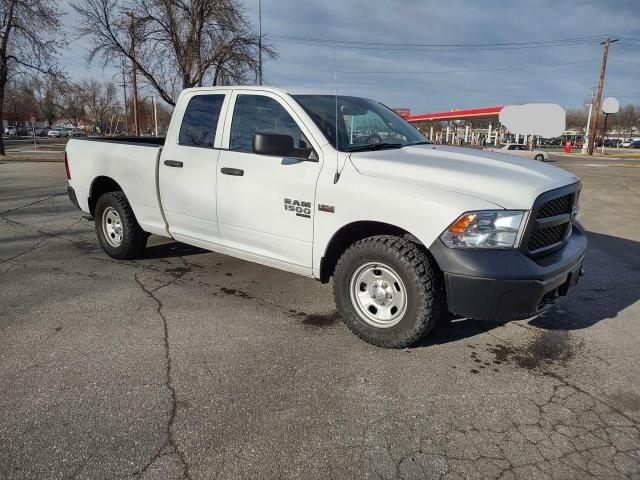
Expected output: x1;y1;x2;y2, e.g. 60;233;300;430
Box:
270;59;597;75
269;34;606;52
610;59;640;67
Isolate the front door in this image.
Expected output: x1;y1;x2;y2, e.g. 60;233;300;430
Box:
216;92;323;273
159;90;230;243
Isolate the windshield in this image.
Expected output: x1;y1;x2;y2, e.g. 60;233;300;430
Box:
293;95;431;152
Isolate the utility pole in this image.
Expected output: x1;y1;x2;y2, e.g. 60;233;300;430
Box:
258;0;262;85
120;59;129;134
128;12;140;136
587;36;618;155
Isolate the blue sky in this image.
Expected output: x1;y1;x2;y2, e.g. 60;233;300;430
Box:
59;0;640;114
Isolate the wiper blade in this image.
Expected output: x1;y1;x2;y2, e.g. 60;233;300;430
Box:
402;141;432;147
346;142;403;152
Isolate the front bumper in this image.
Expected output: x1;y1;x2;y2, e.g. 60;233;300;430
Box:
430;225;587;321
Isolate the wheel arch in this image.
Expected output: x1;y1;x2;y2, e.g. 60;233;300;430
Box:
318;220;426;283
88;176;124;215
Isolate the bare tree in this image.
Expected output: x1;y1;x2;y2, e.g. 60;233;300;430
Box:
30;76;58;125
83;79;120;133
614;104;639;140
565;108;589;129
55;80;87;127
0;0;63;154
71;0;276;107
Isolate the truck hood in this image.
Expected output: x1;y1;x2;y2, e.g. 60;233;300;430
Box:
349;144;579;209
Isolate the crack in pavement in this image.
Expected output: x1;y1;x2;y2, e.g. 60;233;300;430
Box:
355;323;640;479
0;217;87;268
0;192;65;216
133;258;193;480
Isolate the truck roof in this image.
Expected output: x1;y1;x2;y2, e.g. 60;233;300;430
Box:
181;86;342;96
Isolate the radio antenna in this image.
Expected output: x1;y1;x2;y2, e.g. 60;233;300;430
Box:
333;47;340;184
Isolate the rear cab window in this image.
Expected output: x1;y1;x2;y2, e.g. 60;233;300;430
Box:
179;95;225;148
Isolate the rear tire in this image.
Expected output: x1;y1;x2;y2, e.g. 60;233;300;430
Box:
333;235;443;348
95;191;147;260
534;154;544;161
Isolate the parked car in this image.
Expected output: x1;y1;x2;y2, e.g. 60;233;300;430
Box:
4;126;16;136
65;86;586;348
17;126;34;137
621;139;640;147
629;141;640;149
484;143;547;161
48;127;63;138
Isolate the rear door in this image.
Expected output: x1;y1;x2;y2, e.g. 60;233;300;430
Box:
216;91;323;273
159;90;231;243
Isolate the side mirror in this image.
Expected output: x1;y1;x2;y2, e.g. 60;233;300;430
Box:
252;132;294;157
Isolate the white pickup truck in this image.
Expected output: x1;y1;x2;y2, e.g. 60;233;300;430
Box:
66;86;586;348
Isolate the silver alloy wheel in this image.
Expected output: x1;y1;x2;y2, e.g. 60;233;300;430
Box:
102;206;124;247
349;262;408;328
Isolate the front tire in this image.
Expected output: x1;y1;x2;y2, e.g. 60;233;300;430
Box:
95;191;147;260
534;154;544;161
333;236;443;348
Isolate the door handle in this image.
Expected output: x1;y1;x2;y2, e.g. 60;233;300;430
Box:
164;160;183;168
221;167;244;176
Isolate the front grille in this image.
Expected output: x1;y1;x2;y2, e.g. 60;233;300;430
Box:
522;184;580;257
527;224;566;251
537;194;571;218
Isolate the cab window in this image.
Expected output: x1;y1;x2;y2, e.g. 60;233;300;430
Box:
229;95;307;154
178;94;225;148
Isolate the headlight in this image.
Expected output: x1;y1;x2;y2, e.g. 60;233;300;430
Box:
440;210;525;249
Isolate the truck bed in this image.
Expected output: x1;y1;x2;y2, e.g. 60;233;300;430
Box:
66;136;168;236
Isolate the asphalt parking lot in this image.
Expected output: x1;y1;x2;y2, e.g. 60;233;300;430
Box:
1;155;639;479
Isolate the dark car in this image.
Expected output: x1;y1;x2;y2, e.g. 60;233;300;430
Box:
629;141;640;149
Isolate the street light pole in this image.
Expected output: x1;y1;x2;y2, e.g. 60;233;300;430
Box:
258;0;262;85
152;97;158;137
582;87;595;154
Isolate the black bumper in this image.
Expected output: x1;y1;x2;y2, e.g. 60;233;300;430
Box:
430;225;587;321
67;186;80;210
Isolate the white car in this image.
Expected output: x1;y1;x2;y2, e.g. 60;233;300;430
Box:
485;143;547;161
5;126;16;136
65;86;586;348
48;128;63;138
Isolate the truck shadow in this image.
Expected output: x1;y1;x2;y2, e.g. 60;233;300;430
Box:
140;241;209;259
529;230;640;331
141;232;639;342
414;230;640;347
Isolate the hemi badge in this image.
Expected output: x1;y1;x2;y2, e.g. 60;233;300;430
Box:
318;204;335;213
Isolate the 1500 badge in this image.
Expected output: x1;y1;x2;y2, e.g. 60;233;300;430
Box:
284;198;311;218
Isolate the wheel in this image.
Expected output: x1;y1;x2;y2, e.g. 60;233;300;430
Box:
333;235;443;348
95;191;147;260
534;154;544;161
